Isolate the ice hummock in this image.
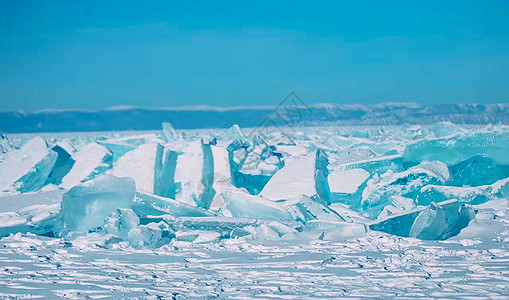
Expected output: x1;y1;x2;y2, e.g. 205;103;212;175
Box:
0;137;58;193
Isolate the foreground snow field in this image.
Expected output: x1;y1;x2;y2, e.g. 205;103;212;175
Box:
0;123;508;298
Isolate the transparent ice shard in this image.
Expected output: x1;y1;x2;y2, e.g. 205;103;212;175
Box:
60;175;135;233
260;149;330;205
162;122;178;142
403;131;509;165
224;124;248;143
409;202;449;240
60;142;113;189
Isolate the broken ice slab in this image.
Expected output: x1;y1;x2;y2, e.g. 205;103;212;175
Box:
46;144;75;185
222;189;294;221
60;175;135;233
360;161;448;218
131;191;214;220
449;155;509;187
0;137;58;193
328;168;370;205
403;131;509;165
60;142;113;189
260;149;331;204
369;199;475;240
162;122;179;142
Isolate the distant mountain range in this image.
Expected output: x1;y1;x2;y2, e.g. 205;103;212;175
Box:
0;103;507;133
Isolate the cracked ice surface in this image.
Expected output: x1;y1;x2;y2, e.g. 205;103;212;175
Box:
0;123;508;298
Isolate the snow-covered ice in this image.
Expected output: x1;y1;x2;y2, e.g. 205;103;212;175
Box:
0;122;508;298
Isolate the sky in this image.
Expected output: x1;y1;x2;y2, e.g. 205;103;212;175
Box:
0;1;508;111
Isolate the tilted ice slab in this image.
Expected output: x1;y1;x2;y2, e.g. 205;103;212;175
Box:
60;175;135;234
0;137;57;193
46;144;75;185
60;142;113;189
260;149;330;204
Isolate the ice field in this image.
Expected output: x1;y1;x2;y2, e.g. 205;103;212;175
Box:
0;122;508;298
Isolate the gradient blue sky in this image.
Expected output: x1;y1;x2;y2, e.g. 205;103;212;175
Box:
1;1;508;111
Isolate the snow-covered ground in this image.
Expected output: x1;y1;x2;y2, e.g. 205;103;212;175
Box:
0;123;508;298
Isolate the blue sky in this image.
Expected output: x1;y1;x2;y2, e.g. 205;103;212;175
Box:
0;1;508;111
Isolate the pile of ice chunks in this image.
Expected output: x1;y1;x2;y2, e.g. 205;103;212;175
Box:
0;122;508;248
